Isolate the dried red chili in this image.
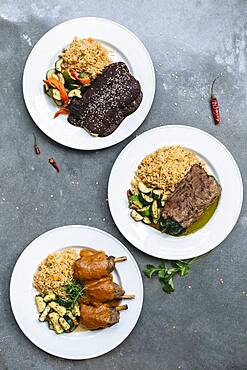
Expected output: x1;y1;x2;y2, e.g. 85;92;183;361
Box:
210;76;221;125
49;158;60;173
33;133;41;155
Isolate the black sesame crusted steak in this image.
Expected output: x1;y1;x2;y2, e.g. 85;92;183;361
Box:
67;62;143;137
162;164;221;229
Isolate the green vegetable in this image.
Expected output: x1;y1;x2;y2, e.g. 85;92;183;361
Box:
143;216;151;224
138;181;152;194
129;195;143;209
138;192;153;206
144;255;207;294
138;206;151;217
153;189;163;200
61;280;84;310
68;89;82;98
160;218;184;236
55;57;64;72
130;210;143;221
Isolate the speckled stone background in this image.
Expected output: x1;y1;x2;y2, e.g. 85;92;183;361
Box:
0;1;246;369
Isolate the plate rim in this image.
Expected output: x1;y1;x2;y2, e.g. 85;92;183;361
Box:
108;125;243;259
22;17;155;150
10;225;144;360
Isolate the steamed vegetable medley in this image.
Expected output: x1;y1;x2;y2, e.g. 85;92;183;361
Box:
43;54;90;109
35;280;84;334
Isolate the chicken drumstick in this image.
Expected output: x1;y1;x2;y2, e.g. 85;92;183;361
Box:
80;302;128;330
80;277;135;304
74;249;127;282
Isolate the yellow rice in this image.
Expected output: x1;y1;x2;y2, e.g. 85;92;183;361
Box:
33;248;79;298
61;37;112;79
131;146;205;200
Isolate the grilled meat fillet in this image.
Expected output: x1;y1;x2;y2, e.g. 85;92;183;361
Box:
68;62;143;136
162;164;221;229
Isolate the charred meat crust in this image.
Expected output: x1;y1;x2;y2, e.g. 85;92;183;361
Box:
68;62;143;136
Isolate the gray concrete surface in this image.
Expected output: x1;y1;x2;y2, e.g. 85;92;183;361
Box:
0;1;246;369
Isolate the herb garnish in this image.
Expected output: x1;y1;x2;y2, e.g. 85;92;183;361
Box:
57;280;84;309
144;256;202;294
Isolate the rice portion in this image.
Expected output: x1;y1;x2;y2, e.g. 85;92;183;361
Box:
33;248;79;298
131;146;205;199
61;37;112;79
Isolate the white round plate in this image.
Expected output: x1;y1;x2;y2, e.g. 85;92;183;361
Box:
108;125;243;260
23;17;155;150
10;225;143;359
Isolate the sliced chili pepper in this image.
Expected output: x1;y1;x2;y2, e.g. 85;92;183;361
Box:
43;77;69;104
33;133;41;155
210;76;221;125
49;158;60;173
69;70;91;86
53;107;70;119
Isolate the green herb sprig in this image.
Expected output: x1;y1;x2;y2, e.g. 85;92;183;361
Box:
57;280;84;309
144;256;202;294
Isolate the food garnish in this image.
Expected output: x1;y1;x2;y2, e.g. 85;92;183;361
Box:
48;158;60;173
53;107;70;119
33;133;41;155
210;75;221;125
144;257;202;294
56;280;84;309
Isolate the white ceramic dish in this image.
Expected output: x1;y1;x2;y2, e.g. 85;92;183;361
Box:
108;125;243;260
10;225;143;359
23;17;155;150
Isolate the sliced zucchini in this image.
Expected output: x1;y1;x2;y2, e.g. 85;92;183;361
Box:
138;205;151;217
35;296;46;313
130;210;143;222
43;292;56;302
48;320;54;330
78;71;90;79
39;305;51;322
43;83;49;93
55;58;63;72
59;317;70;331
48;312;64;334
48;301;66;317
63;69;77;84
138;193;153;206
68;89;82;98
157;199;165;208
138;181;152;194
46;68;58;80
71;302;80;317
66;82;81;90
53;99;63;106
153;208;161;224
66;310;76;320
153;189;163;200
143;216;152;224
57;72;65;84
64;316;76;332
129;195;143;209
151;200;160;221
52;89;61;101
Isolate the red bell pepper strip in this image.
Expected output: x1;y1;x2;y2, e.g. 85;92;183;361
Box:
43;77;69;104
53;107;70;119
69;70;91;86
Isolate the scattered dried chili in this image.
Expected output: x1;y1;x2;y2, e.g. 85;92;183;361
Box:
210;76;221;125
33;133;41;155
49;158;60;173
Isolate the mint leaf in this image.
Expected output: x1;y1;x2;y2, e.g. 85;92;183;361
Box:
144;265;161;278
